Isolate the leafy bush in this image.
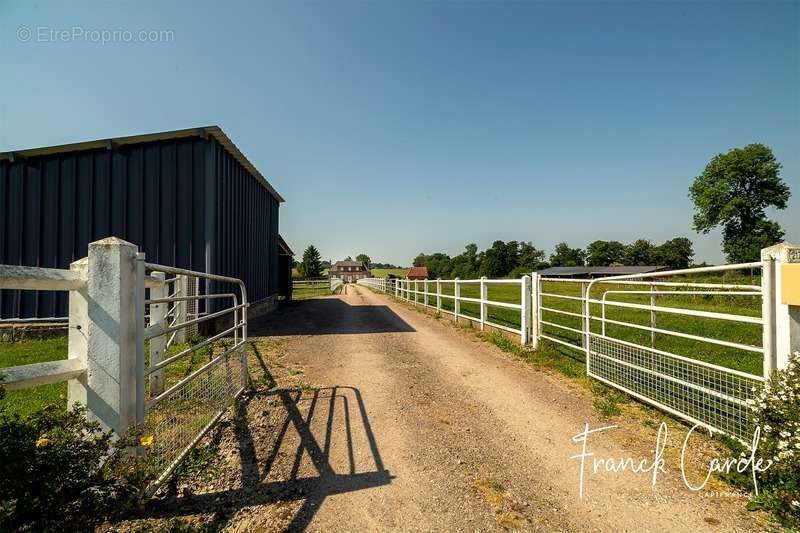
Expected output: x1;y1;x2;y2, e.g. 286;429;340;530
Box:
0;376;154;531
748;352;800;527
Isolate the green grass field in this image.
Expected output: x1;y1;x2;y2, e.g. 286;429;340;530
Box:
370;268;409;278
292;281;334;300
396;274;763;376
0;337;68;417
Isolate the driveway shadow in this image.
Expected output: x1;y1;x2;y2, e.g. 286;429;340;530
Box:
249;298;415;336
143;386;392;531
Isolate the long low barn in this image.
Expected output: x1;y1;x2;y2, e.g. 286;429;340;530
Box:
536;265;669;278
0;126;285;319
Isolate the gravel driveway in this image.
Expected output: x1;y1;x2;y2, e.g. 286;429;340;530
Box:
136;284;771;532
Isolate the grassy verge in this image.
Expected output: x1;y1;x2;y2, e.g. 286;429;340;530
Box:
292;286;332;300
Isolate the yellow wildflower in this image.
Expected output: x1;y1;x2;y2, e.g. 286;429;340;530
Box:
35;437;50;448
140;435;154;446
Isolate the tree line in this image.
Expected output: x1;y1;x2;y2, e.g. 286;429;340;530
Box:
411;237;695;279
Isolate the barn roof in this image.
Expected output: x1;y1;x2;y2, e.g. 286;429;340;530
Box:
406;266;429;278
0;125;285;203
537;265;668;277
277;235;294;256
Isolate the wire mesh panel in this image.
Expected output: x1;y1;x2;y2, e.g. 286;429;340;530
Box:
584;262;767;443
588;335;761;440
144;347;245;486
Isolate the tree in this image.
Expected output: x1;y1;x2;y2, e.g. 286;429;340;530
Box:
690;144;791;263
449;244;479;279
299;245;323;278
653;237;694;269
623;239;655;266
517;242;547;270
412;252;452;278
355;254;371;267
549;242;585;267
586;240;626;266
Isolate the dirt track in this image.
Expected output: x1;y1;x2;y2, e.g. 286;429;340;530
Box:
139;285;772;532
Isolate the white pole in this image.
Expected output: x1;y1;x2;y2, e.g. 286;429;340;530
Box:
521;275;531;345
480;276;487;330
436;278;442;311
173;275;189;344
67;237;140;435
531;272;540;350
650;282;656;348
761;243;800;374
454;278;461;322
581;282;589;349
149;272;166;396
424;279;429;307
762;255;775;377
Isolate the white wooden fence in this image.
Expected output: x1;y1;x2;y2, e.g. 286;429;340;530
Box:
358;243;800;442
291;277;343;296
0;237;248;493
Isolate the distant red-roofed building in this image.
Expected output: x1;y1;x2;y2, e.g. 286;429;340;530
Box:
406;266;428;279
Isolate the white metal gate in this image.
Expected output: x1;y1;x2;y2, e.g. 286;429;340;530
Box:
142;263;248;491
584;263;767;441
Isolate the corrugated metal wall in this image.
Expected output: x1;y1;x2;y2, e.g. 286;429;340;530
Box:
0;135;279;318
208;139;279;312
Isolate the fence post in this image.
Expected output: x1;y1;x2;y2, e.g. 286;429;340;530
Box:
171;275;189;344
67;237;141;435
414;279;418;305
520;275;531;345
581;282;588;349
436;278;442;311
149;272;166;396
424;279;429;307
761;243;800;375
480;276;487;330
454;278;461;322
530;272;540;350
650;282;657;348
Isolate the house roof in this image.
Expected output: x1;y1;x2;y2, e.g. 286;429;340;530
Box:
536;265;668;277
333;260;367;268
0;125;285;203
277;235;294;256
406;266;429;278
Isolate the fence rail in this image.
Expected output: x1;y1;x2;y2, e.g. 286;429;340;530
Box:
357;244;800;442
358;276;532;344
0;237;247;495
291;278;343;298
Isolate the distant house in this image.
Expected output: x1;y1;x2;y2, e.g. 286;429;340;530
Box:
406;266;429;279
331;260;371;282
536;265;668;279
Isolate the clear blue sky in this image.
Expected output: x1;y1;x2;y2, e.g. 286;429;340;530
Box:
1;1;797;266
